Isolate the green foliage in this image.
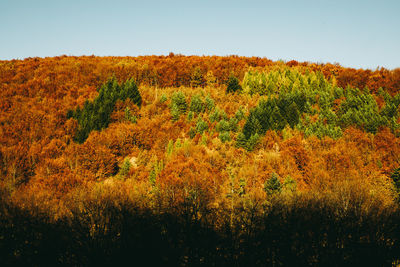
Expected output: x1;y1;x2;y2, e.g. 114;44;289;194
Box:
195;117;208;134
242;113;262;140
264;173;282;196
226;74;242;94
242;94;308;141
234;106;246;121
286;102;300;128
228;117;239;132
149;169;157;185
298;116;343;139
216;117;239;133
246;133;260;151
68;77;141;143
283;175;297;193
118;158;132;178
189;94;205;114
200;133;208;146
219;131;231;143
149;159;164;185
171;104;181;121
205;95;215;112
216;119;230;132
338;87;390;133
188;127;196;139
236;132;247;149
391;168;400;197
187;111;194;122
242;68;330;96
124;107;137;123
166;140;174;156
241;68;400;139
209;107;226;123
171;91;187;114
159;94;167;103
175;138;182;149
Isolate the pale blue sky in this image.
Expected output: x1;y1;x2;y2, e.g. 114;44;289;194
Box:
1;0;399;69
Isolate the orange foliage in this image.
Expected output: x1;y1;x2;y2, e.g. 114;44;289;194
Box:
0;55;399;210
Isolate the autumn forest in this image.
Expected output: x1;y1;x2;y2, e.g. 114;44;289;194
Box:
2;55;400;266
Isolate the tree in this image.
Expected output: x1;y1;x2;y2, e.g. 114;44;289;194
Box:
171;91;187;114
190;66;203;88
171;104;181;121
242;113;262;139
189;94;204;114
226;74;242;94
118;158;132;179
204;95;215;112
69;77;142;143
247;133;260;151
286;102;300;128
391;167;400;197
236;132;247;149
195;117;208;134
219;132;231;143
270;105;287;131
205;70;217;87
264;173;282;196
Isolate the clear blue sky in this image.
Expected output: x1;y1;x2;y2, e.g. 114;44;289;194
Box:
1;0;399;69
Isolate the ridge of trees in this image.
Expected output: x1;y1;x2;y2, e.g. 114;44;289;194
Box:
1;56;400;265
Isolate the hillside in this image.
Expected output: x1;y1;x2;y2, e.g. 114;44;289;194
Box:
1;55;400;266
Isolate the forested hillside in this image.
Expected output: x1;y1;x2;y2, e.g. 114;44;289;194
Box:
1;55;400;266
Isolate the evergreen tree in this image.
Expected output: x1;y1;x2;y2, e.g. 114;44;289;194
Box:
195;117;208;134
159;94;168;103
189;94;204;114
187;111;194;122
205;95;215;112
264;173;282;196
236;132;247;149
283;175;297;193
226;74;242;94
149;168;157;185
286;102;300;128
234;107;245;121
69;77;142;143
219;131;231;143
228;118;238;132
188;127;196;139
171;91;187;114
209;108;221;123
391;167;400;197
118;158;132;179
242;113;262;139
270;105;287;130
247;133;260;151
171;104;180;121
216;119;231;132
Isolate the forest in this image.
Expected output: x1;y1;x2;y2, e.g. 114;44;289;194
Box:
1;54;400;266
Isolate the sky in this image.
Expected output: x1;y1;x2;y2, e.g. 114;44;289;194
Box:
0;0;399;69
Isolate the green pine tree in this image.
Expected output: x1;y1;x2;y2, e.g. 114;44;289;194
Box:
226;74;242;94
236;132;248;148
391;167;400;197
264;173;282;196
286;102;300;128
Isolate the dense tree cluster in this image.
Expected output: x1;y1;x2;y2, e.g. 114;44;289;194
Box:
67;77;142;143
239;68;400;147
1;55;400;265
